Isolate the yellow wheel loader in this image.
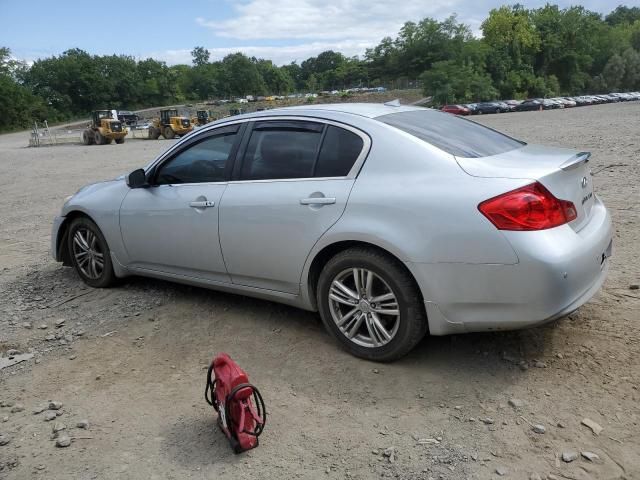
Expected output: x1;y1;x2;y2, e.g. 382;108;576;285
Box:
193;110;213;126
82;110;128;145
148;109;193;139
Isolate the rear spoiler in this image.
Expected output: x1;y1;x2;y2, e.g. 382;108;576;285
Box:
560;152;590;171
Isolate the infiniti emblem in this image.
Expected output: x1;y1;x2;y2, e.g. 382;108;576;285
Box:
581;176;588;188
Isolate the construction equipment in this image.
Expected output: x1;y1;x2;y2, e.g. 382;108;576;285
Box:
193;110;212;126
205;353;266;453
148;109;193;139
82;110;127;145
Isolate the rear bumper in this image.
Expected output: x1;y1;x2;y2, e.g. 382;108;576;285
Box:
408;196;612;335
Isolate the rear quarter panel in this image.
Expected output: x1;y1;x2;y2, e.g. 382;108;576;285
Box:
316;119;522;265
301;118;528;309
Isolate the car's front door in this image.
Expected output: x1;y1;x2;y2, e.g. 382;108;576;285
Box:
219;119;369;293
119;124;241;282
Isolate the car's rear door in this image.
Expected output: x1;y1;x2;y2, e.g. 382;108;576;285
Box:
119;124;242;282
218;118;370;294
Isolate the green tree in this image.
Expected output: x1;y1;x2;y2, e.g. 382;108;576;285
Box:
602;53;625;90
605;6;640;26
220;53;265;97
306;73;318;93
256;60;294;94
281;62;304;91
481;5;540;98
621;47;640;89
420;60;496;104
191;46;210;67
0;47;53;131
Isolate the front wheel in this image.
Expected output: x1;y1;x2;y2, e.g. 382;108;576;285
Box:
317;248;427;362
163;126;175;139
67;217;116;288
115;137;125;144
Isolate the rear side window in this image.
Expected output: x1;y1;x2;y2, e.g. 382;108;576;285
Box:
377;110;525;158
240;121;323;180
239;121;365;180
315;126;364;177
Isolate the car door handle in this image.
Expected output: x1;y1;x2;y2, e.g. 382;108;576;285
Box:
300;197;336;205
189;200;215;208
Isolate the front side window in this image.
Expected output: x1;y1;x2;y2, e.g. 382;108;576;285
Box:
377;109;525;158
155;128;238;184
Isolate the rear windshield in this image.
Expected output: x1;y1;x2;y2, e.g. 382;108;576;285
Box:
377;109;525;158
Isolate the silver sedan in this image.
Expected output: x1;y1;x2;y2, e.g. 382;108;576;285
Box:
52;103;612;361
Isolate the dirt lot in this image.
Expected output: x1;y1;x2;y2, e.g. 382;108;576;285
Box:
0;103;638;480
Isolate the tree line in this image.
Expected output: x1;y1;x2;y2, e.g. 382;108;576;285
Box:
1;4;640;132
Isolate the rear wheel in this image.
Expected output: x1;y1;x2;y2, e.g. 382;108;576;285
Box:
163;126;175;139
67;217;115;288
82;129;93;145
317;247;427;362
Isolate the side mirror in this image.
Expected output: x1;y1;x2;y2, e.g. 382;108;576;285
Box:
126;168;148;188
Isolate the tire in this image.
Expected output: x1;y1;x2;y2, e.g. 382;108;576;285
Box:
115;137;125;144
94;129;104;145
317;247;427;362
82;129;93;145
67;217;116;288
104;137;113;145
163;126;175;139
495;108;500;114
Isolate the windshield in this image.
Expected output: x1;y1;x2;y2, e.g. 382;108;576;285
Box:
377;109;525;158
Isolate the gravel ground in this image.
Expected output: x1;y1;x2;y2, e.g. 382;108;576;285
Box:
0;103;639;480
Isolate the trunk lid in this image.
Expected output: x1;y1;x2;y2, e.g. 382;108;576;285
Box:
456;144;595;231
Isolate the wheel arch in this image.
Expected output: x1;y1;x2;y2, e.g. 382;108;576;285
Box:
304;239;424;313
56;210;97;266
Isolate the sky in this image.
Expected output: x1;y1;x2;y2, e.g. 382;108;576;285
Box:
1;0;638;66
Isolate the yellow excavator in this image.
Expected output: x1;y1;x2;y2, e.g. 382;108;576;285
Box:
82;110;128;145
148;109;193;139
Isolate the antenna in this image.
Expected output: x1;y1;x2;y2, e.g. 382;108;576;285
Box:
384;99;401;107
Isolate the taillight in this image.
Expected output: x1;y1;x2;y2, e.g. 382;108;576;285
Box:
478;182;577;231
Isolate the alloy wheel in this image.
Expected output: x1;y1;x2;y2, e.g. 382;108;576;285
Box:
328;268;400;348
72;227;104;280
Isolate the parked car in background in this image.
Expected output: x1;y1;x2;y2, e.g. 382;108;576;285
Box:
504;100;522;111
542;99;562;109
554;98;576;108
515;99;544;111
51;103;613;361
476;102;506;114
441;104;471;115
464;103;479;114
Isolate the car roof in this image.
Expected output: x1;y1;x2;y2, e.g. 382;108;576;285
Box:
243;102;425;119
